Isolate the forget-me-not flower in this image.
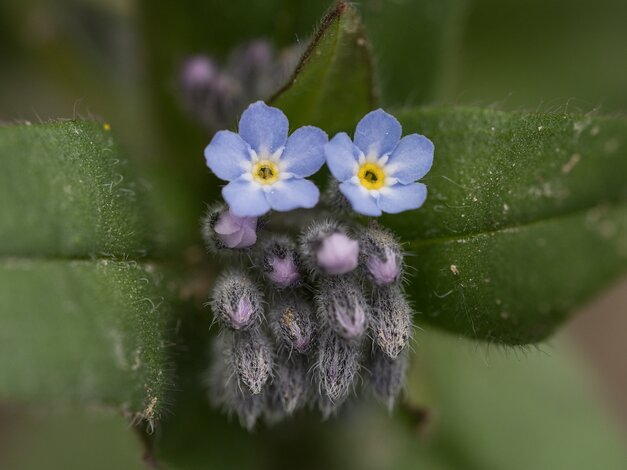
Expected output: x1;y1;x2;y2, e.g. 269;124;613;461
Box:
205;101;328;217
324;109;434;216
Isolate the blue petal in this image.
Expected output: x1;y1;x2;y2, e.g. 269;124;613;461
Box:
238;101;288;154
280;126;328;177
222;178;271;217
204;130;251;181
265;178;320;212
339;181;382;216
324;132;361;181
354;109;402;157
377;183;427;214
386;134;434;184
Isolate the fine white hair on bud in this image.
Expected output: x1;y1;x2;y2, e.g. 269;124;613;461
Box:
370;285;413;359
210;269;264;331
299;219;360;276
273;352;310;415
315;330;361;403
206;335;265;430
359;222;403;286
269;293;316;353
316;275;369;341
257;234;302;288
227;329;273;395
369;346;408;411
201;203;258;252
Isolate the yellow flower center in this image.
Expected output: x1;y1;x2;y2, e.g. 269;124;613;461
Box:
357;162;385;190
252;160;280;185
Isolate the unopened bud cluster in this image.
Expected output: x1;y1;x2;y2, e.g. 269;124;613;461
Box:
203;205;413;429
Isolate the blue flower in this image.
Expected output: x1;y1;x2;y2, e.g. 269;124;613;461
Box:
324;109;434;216
204;101;328;217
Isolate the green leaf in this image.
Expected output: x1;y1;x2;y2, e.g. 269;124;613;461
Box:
0;121;153;258
360;0;467;105
0;121;172;423
271;2;377;133
4;407;146;470
381;107;627;343
0;258;171;423
401;330;627;470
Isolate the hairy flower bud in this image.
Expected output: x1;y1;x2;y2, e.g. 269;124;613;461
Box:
258;234;301;288
370;285;413;358
370;347;408;411
270;294;315;353
299;220;359;276
316;331;361;402
207;336;265;430
202;203;258;252
273;353;310;415
229;329;273;395
316;276;368;340
359;223;403;286
210;269;263;330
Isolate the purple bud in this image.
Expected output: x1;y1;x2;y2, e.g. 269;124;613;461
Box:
370;285;412;358
316;276;369;340
316;331;361;402
229;330;273;395
180;55;218;90
201;204;258;253
316;233;360;275
359;223;403;286
270;294;315;353
370;346;408;411
299;220;359;276
210;269;263;330
259;235;301;288
214;209;258;248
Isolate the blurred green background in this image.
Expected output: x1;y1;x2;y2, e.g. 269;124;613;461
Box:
1;0;626;468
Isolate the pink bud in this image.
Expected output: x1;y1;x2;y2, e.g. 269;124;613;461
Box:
315;233;359;275
266;256;300;288
214;210;257;248
180;55;217;89
366;247;401;285
231;297;253;330
334;300;367;339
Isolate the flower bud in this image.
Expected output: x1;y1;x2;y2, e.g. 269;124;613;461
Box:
370;285;412;358
270;294;315;353
229;329;273;395
178;55;240;131
207;336;265;430
202;204;258;252
300;220;359;276
258;234;301;288
316;276;368;340
316;331;361;402
359;223;403;286
370;347;408;411
273;352;309;415
210;269;263;330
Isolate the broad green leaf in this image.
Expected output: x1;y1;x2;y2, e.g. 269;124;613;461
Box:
450;0;627;113
0;121;153;258
271;2;377;133
0;258;171;424
380;107;627;343
4;407;145;470
360;0;467;105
